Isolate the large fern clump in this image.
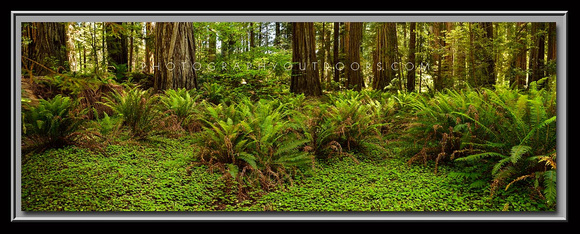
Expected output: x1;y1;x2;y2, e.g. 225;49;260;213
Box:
159;88;202;133
406;82;557;207
292;90;390;162
23;94;86;151
193;97;314;198
101;86;160;139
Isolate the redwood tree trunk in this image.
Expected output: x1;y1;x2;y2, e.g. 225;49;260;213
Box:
290;22;322;96
344;22;364;91
372;23;397;91
480;22;496;88
407;22;416;92
22;22;68;76
154;22;198;91
514;22;527;89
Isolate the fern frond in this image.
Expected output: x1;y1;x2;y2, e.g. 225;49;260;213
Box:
543;170;557;205
510;145;532;164
505;173;535;191
520;116;556;145
492;157;512;176
455;151;506;162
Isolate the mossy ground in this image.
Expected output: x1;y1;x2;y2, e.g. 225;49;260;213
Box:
21;135;549;212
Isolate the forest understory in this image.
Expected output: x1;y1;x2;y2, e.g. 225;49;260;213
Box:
20;75;556;212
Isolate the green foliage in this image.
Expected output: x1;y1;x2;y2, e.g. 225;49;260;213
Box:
160;88;201;131
405;82;557;206
90;107;122;139
23;94;86;151
324;96;382;152
200;82;227;105
101;86;160;139
194;98;314;197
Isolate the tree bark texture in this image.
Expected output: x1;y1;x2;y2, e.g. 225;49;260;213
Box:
480;22;496;88
514;22;527;89
154;22;198;91
406;22;416;92
372;23;397;91
290;22;322;96
344;22;364;91
333;22;341;83
22;22;69;76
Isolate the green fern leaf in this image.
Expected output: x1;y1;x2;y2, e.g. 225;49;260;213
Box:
543;170;557;205
510;145;532;164
455;151;506;162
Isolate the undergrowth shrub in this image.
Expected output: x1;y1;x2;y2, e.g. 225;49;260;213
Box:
23;94;86;152
292;90;389;162
160;88;202;132
102;86;160;139
193;98;314;199
405;81;557;207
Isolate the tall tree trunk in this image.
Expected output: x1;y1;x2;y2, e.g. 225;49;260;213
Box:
514;22;527;89
407;22;416;92
443;22;454;88
432;22;444;91
154;22;198;91
290;22;322;96
333;22;341;83
546;22;556;78
144;22;155;73
372;23;397;91
22;22;69;76
468;22;476;87
480;22;496;88
208;28;217;62
528;22;546;87
249;22;255;49
344;22;364;91
128;23;134;72
454;22;467;89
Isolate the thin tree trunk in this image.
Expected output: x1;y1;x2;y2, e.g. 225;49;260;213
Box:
333;22;341;83
407;22;416;92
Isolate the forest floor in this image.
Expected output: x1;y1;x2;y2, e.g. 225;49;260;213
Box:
21;133;546;212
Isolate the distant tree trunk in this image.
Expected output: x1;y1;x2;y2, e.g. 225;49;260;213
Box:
324;24;332;85
319;22;326;85
154;22;198;91
144;22;155;73
372;23;397;91
333;22;341;83
454;22;467;89
407;22;416;92
22;22;69;76
546;22;556;78
443;22;454;88
514;22;527;89
208;28;217;62
249;22;256;49
290;22;322;96
274;22;281;47
105;22;128;71
432;22;444;91
344;22;364;91
468;22;476;87
480;22;495;88
528;22;546;87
